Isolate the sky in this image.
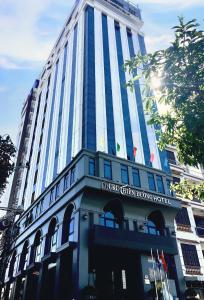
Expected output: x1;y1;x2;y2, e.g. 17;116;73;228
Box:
0;0;204;208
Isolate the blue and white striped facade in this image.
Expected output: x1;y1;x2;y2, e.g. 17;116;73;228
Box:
19;0;170;210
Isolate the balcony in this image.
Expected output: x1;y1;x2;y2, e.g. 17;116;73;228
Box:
90;224;178;255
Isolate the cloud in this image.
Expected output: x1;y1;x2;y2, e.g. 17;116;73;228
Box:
136;0;204;9
0;0;75;68
0;56;20;70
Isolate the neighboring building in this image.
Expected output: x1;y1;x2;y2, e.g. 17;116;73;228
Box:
167;147;204;299
0;0;203;300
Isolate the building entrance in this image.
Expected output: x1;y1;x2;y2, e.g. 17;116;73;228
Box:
94;248;142;300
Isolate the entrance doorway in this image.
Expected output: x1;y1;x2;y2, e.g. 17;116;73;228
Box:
94;248;142;300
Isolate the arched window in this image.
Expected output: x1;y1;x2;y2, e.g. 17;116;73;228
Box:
46;218;58;254
99;200;124;229
145;211;165;236
62;204;75;244
19;241;29;271
33;231;42;263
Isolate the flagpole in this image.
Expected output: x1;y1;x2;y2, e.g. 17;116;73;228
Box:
156;249;164;299
162;250;171;299
151;248;159;300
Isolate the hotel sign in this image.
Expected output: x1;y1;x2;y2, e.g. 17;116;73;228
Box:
102;181;172;206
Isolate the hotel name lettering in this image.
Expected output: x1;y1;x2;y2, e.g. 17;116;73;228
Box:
102;182;172;206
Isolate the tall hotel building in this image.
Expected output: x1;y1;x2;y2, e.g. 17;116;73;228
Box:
1;0;204;299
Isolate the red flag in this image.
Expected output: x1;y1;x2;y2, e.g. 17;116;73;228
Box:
150;153;155;163
160;252;168;272
133;147;137;157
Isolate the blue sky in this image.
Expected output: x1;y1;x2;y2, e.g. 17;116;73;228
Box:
0;0;204;143
0;0;204;207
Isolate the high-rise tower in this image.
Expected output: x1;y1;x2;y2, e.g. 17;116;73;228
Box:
1;1;187;299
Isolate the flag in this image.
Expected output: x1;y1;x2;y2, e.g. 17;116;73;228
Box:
155;255;162;271
133;147;137;157
160;252;168;272
117;143;120;152
150;153;155;163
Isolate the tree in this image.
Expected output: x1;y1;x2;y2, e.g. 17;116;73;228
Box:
125;17;204;200
125;17;204;167
0;135;16;196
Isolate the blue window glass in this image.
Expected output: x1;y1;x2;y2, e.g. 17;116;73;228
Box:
126;29;150;165
82;6;96;151
156;175;165;194
148;172;156;191
121;165;129;184
70;167;76;185
89;158;95;176
64;172;70;191
99;211;119;229
42;61;59;191
66;24;78;164
166;179;173;196
55;182;60;199
104;160;112;180
115;22;134;161
132;168;140;187
102;14;116;155
50;188;55;205
53;44;68;178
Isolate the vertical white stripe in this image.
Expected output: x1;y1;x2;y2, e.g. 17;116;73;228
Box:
137;35;162;170
46;53;64;186
24;78;50;209
107;16;126;159
120;25;144;165
72;13;84;158
18;89;41;206
58;32;74;173
32;70;55;201
133;33;161;169
95;9;108;153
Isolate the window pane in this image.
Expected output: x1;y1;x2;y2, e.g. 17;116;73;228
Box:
132;168;140;187
181;244;200;267
156;175;165;193
148;173;156;191
121;165;129;184
176;207;191;226
89;158;95;176
104;160;112;179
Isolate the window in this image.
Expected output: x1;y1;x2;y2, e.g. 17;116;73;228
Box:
173;177;180;184
121;165;129;184
62;205;75;244
166;150;177;165
35;243;41;263
35;203;40;219
132;168;140;187
145;211;165;236
104;160;112;180
99;211;119;229
51;230;58;252
156;175;165;194
46;219;58;254
148;173;156;191
70;167;76;185
99;200;124;229
89;158;95;176
194;216;204;237
64;172;70;191
166;179;173;196
50;188;55;205
55;182;60;199
176;207;191;226
19;242;29;271
181;244;200;267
